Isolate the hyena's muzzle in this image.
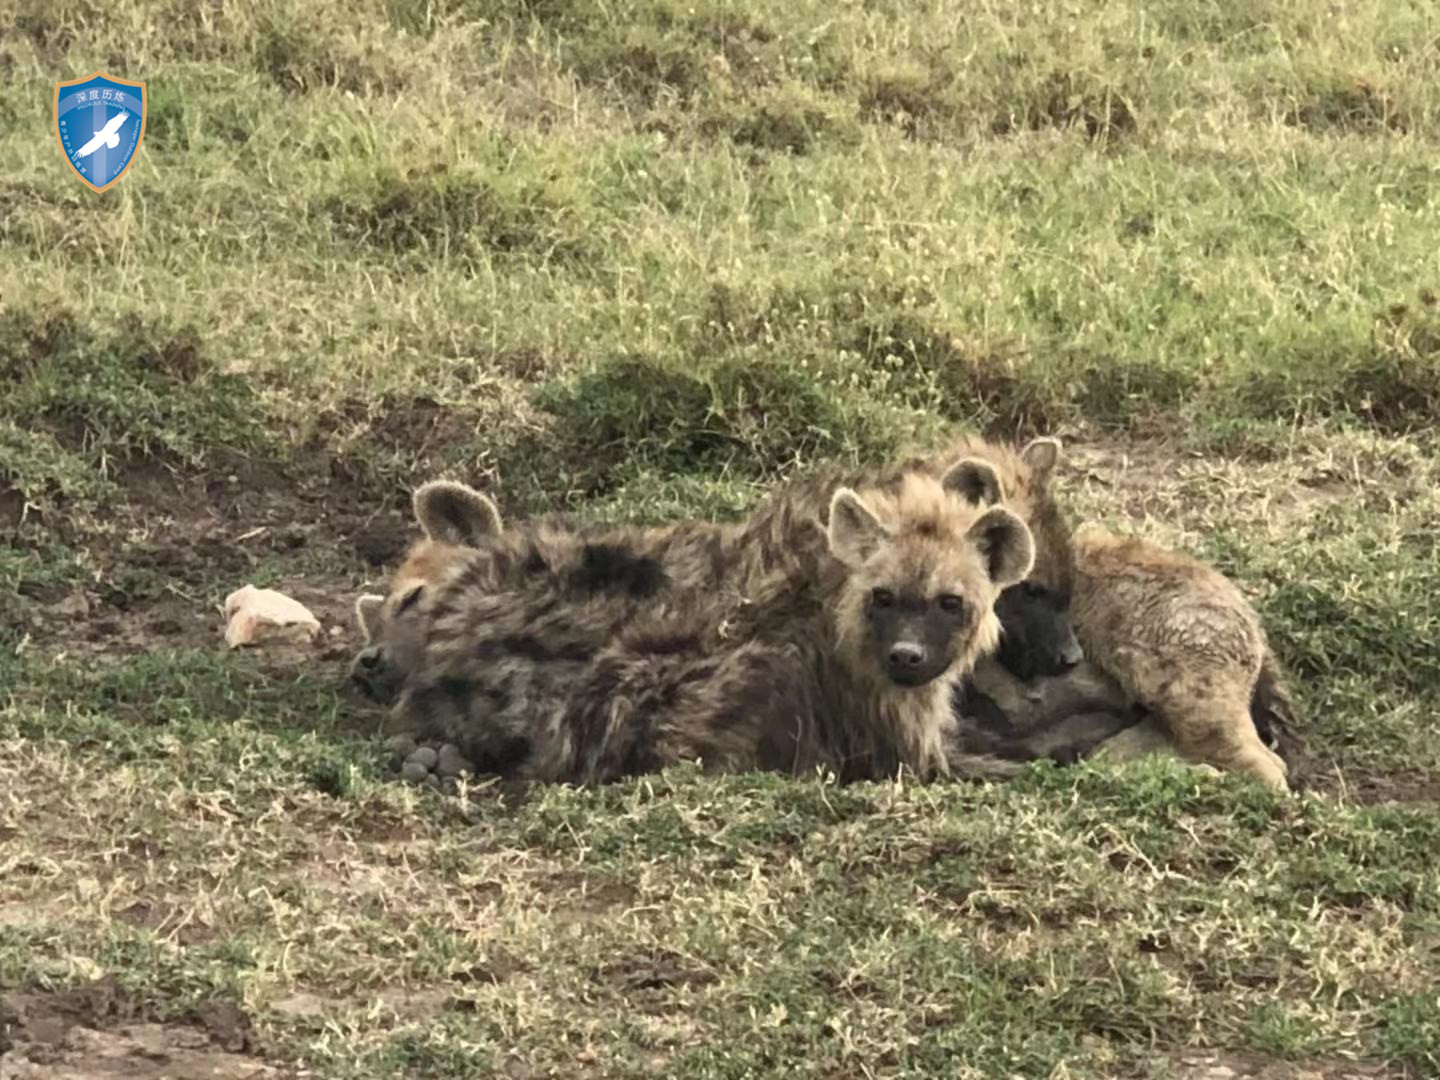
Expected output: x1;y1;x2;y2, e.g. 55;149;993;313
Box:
350;645;406;705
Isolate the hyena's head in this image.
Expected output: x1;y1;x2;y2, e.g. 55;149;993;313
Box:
827;460;1035;690
350;480;502;704
935;435;1071;599
992;579;1084;680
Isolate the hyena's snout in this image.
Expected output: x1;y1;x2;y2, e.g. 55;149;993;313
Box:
882;630;953;688
350;645;402;704
886;640;929;682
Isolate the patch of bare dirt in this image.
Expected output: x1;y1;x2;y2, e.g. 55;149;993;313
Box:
1312;765;1440;808
593;950;716;995
540;872;639;923
11;447;420;698
0;977;294;1080
111;899;217;947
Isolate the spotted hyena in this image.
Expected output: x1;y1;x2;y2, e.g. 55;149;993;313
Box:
392;460;1036;784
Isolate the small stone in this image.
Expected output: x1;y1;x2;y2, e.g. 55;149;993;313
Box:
48;591;91;619
384;733;418;760
423;773;441;791
436;743;474;778
407;745;439;770
400;761;431;785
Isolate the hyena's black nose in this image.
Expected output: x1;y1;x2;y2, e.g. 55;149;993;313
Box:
888;642;926;670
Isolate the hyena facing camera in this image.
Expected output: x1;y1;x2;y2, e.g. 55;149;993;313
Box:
393;462;1036;784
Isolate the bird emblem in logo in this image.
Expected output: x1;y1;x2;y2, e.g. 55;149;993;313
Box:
54;70;147;192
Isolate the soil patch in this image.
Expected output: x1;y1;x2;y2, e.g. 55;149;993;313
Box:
0;977;291;1080
1315;765;1440;808
13;446;415;682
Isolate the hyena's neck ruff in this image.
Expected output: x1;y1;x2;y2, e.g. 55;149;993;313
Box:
854;668;957;780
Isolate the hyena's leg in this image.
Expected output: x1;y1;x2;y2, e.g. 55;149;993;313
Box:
1157;686;1289;792
1088;716;1179;763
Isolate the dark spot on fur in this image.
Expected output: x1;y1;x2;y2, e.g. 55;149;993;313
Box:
570;543;667;598
479;733;532;774
623;626;706;658
475;635;594;665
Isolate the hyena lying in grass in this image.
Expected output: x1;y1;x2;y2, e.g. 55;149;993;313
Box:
351;442;1119;778
392;463;1035;783
958;548;1304;789
354;436;1072;708
1068;524;1299;791
349;480;737;707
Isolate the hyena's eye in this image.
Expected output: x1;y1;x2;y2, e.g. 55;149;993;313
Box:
937;594;966;615
395;585;424;615
871;588;896;608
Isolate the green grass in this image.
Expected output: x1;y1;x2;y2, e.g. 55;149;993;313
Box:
2;0;1439;1076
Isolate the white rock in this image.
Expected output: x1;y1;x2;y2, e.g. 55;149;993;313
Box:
223;584;321;648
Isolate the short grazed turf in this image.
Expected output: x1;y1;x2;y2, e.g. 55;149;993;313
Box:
1;1;1438;1076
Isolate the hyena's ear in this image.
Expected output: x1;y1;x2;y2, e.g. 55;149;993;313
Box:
1020;437;1061;480
355;594;385;644
827;488;892;567
412;481;503;546
940;457;1004;506
967;506;1035;588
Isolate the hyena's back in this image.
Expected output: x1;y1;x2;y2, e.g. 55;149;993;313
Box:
1071;524;1289;791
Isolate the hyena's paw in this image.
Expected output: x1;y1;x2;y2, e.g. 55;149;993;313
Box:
383;734;475;791
1248;745;1291;794
1204;742;1289;794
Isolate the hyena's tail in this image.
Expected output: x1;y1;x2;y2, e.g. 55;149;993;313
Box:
1250;648;1311;790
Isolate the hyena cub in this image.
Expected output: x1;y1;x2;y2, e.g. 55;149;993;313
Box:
396;462;1036;785
954;579;1142;767
1068;523;1293;791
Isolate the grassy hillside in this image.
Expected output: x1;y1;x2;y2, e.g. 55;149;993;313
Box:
1;1;1438;1077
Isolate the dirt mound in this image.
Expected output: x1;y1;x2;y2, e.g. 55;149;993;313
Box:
0;976;293;1080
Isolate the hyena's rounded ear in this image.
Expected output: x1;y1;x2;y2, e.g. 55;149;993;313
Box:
355;594;385;644
940;457;1004;506
412;481;503;546
1020;437;1061;479
826;487;891;567
968;506;1035;588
